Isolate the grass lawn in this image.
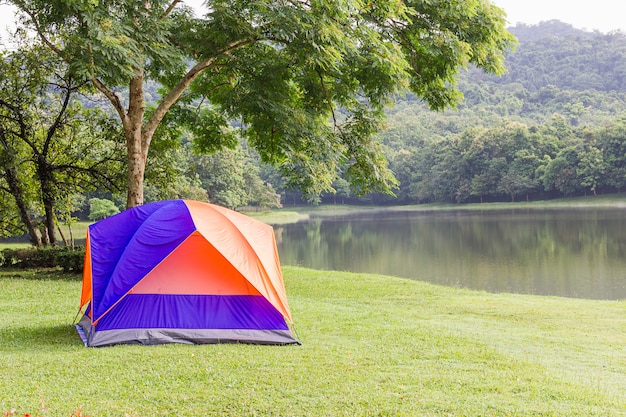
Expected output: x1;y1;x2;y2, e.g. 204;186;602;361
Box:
243;210;310;225
0;222;91;250
0;267;624;416
246;193;626;225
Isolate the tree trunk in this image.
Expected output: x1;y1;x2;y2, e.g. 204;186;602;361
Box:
0;127;42;245
39;223;50;245
37;158;57;245
4;167;42;246
56;220;69;247
43;200;56;245
125;74;148;208
126;131;146;208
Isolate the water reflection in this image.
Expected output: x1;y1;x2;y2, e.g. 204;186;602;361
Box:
275;208;626;300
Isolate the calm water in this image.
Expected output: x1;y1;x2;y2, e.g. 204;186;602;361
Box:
275;208;626;300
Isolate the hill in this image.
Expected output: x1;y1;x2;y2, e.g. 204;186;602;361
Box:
390;20;626;130
368;21;626;205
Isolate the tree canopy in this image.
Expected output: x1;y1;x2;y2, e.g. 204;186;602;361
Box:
0;42;124;245
9;0;515;207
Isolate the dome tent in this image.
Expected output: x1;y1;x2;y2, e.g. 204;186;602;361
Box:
76;199;297;347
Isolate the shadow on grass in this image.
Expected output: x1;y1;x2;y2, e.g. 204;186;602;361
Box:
0;324;83;351
0;268;82;281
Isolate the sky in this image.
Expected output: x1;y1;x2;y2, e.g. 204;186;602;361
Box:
1;1;625;47
491;0;626;33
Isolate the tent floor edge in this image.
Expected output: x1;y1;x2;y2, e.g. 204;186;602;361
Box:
75;319;299;347
75;323;89;347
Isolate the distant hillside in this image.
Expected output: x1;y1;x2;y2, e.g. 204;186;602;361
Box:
508;20;591;43
385;20;626;131
364;21;626;206
489;21;626;93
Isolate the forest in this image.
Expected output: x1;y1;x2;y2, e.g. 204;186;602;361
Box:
141;20;626;206
3;18;626;242
130;20;626;207
360;20;626;205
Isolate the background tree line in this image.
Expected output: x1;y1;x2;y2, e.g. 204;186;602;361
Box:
0;39;283;244
2;0;514;245
6;15;626;242
323;21;626;205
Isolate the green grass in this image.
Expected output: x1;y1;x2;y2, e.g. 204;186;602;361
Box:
0;243;32;250
0;267;624;416
0;222;91;250
243;210;310;225
247;193;626;224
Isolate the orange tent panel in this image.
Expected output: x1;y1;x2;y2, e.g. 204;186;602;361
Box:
130;231;261;296
80;230;93;309
186;200;292;322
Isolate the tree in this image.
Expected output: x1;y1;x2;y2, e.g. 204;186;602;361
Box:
502;149;542;201
0;43;124;245
596;118;626;192
243;165;283;210
1;46;50;245
12;0;515;208
88;197;120;221
577;145;605;196
194;146;249;209
141;135;208;203
497;172;536;202
539;148;580;196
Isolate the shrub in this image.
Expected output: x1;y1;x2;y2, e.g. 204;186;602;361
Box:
0;247;85;273
88;197;120;221
55;249;85;272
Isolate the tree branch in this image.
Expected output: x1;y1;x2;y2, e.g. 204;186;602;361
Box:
44;77;74;156
314;68;342;135
161;0;183;19
143;38;254;150
91;77;129;129
52;163;123;191
0;98;20;116
0;98;37;151
12;1;67;61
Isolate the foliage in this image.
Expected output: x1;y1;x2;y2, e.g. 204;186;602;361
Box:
87;198;119;221
0;41;124;244
140;107;209;203
192;145;249;209
0;199;25;239
7;17;626;209
382;117;626;204
370;18;626;205
352;22;626;205
0;247;84;272
493;22;626;93
10;0;515;207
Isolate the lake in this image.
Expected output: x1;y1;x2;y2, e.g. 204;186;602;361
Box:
274;207;626;300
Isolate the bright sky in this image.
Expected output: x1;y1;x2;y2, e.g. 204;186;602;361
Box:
1;1;624;47
492;0;626;33
0;1;208;48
